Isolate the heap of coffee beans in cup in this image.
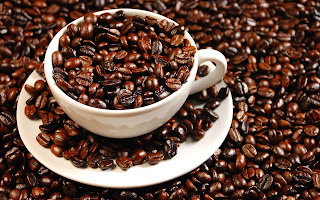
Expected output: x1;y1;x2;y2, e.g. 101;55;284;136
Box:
52;10;196;110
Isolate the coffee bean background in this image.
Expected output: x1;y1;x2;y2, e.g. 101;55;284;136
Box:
1;0;320;199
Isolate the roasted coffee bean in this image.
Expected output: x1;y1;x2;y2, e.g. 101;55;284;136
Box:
166;78;181;91
242;144;257;159
171;34;184;46
52;129;68;147
146;152;164;165
107;29;120;42
5;147;22;165
229;128;243;143
52;51;64;67
304;125;319;137
64;57;81;69
32;187;44;199
131;150;147;165
218;87;229;100
258;174;273;191
80;22;94;39
59;34;70;48
235;82;248;95
70;157;86;168
34;80;46;92
146;76;160;91
76;72;93;87
191;129;205;140
163;140;177;159
36;133;51;148
67;23;79;37
88;98;107;109
0;111;16;127
25;105;37;119
235;153;246;171
97;159;114;170
0;46;12;57
292;171;312;184
50;144;63;157
152;40;163;55
117;89;135;107
204;99;220;110
275;158;292;170
61;46;77;58
116;156;133;170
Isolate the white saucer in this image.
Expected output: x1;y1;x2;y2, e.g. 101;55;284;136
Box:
17;70;233;189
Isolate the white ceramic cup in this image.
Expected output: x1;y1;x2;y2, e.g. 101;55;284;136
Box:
44;8;227;138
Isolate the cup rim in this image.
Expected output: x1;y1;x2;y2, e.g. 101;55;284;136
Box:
44;8;198;116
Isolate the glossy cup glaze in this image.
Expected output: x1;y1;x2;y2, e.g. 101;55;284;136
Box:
44;9;227;138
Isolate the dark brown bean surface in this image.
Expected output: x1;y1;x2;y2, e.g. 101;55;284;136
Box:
1;0;319;199
116;156;133;170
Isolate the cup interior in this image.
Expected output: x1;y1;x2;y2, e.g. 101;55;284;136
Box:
44;8;198;116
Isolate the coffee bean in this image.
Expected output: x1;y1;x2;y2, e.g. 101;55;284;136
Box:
59;34;71;48
304;125;319;137
258;174;273;191
52;129;68;147
242;144;257;159
275;158;292;170
163;140;177;159
32;187;44;199
107;29;120;42
152;40;163;55
235;82;248;95
25;105;37;119
235;153;246;171
50;144;63;157
116;156;133;170
76;72;93;87
191;129;205;140
292;171;312;184
146;76;159;91
204;99;221;110
131;150;147;165
34;80;46;93
61;46;77;58
97;159;114;170
5;147;22;165
0;46;12;57
218;87;229;100
80;22;94;39
146;152;164;165
56;78;73;93
171;34;184;46
52;51;64;67
35;93;48;109
36;133;51;148
79;45;95;56
313;173;320;189
0;111;16;127
229;128;243;143
117;89;134;107
67;23;79;37
64;57;81;69
166;78;181;91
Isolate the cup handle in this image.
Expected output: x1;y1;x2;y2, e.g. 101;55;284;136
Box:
189;49;227;95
